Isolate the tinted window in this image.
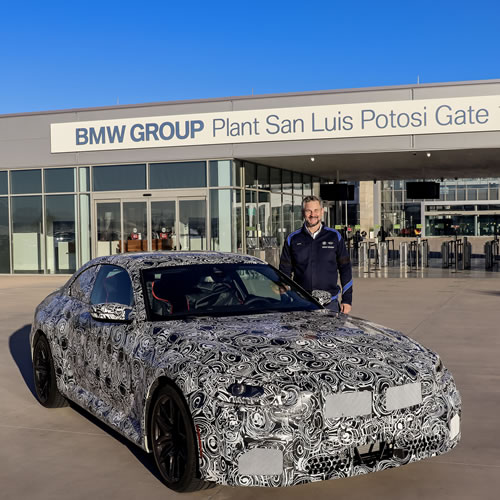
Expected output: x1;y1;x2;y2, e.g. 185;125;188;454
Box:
70;266;99;303
93;164;146;191
11;170;41;194
90;265;134;306
142;263;318;320
0;171;7;195
150;161;206;189
44;168;76;193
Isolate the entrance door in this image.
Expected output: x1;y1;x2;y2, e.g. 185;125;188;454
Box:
94;197;206;257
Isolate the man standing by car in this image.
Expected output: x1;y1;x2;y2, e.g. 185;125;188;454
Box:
279;195;352;313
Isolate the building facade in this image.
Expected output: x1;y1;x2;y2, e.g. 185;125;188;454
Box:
2;79;500;273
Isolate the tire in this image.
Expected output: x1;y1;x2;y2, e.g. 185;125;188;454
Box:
32;335;68;408
150;384;214;492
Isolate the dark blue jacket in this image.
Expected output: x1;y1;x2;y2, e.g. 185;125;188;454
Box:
279;224;353;305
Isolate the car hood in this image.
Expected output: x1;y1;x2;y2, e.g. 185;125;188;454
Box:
155;310;438;388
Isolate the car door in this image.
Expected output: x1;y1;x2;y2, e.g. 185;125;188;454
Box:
86;264;137;420
65;265;101;399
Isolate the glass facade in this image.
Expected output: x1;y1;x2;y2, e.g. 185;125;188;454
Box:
93;164;146;191
381;178;500;237
0;160;320;273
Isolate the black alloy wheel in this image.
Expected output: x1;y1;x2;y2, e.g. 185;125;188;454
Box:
33;335;68;408
150;385;212;492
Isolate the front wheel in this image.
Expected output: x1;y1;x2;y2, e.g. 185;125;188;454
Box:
150;384;213;492
32;335;68;408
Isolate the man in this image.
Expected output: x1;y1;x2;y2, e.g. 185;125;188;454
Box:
279;195;353;313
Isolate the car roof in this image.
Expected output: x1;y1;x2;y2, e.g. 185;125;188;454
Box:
83;251;267;272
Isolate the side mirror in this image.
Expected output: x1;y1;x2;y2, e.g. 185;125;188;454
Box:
90;303;135;323
311;290;332;307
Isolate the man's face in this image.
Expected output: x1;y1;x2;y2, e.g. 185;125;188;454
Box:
303;200;323;229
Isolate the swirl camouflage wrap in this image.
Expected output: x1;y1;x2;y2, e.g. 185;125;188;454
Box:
30;251;461;489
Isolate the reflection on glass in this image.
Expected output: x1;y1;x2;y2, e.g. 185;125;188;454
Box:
303;175;312;196
152;201;176;250
257;165;270;190
44;168;76;193
293;172;302;196
293;197;303;230
46;195;76;274
96;202;121;256
210;190;233;252
179;200;206;251
270;168;281;192
209;160;232;187
123;202;147;252
12;196;43;273
79;167;90;191
258;191;271;238
282;171;292;193
79;195;91;265
283;194;293;237
245;190;258;249
271;193;283;247
93;164;146;191
235;190;242;251
0;198;10;273
150;162;206;189
0;172;7;195
11;170;41;194
244;162;256;188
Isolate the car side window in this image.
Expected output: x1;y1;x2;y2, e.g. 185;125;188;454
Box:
90;265;134;307
69;266;99;303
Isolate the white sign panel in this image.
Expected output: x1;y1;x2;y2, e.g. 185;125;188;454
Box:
51;95;500;153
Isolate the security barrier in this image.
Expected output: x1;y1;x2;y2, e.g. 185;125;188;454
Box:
442;237;472;270
484;238;500;270
400;239;428;270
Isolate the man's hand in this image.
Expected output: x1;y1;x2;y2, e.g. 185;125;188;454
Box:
340;303;352;314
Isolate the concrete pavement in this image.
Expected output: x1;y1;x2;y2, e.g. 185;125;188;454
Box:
1;274;499;500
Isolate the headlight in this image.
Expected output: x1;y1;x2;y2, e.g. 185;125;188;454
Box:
228;383;264;398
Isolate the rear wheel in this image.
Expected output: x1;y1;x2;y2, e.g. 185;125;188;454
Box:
150;384;213;492
32;335;68;408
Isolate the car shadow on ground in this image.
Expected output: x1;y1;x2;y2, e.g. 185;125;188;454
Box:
8;324;164;485
9;324;36;398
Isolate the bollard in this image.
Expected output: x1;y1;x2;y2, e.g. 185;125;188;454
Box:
360;242;369;271
420;239;429;267
442;242;449;268
399;242;408;268
379;241;388;267
463;237;471;270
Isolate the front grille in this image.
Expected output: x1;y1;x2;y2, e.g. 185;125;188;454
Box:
305;454;349;476
353;441;394;468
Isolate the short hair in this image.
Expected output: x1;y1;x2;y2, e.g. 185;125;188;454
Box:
302;195;323;213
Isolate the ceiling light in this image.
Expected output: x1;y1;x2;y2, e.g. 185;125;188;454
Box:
310;157;315;162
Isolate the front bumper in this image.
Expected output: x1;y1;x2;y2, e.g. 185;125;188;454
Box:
193;369;461;487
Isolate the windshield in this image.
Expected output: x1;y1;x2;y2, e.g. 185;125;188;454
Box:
142;263;320;320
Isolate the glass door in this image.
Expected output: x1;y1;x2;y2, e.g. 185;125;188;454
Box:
96;201;121;257
151;200;177;250
179;198;207;251
122;201;148;252
94;196;207;257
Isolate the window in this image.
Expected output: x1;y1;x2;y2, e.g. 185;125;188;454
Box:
70;266;99;303
0;172;7;195
210;160;233;187
44;168;76;193
11;170;41;194
90;265;134;306
93;164;146;191
150;162;206;189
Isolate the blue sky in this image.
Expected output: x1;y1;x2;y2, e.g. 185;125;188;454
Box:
1;0;499;114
